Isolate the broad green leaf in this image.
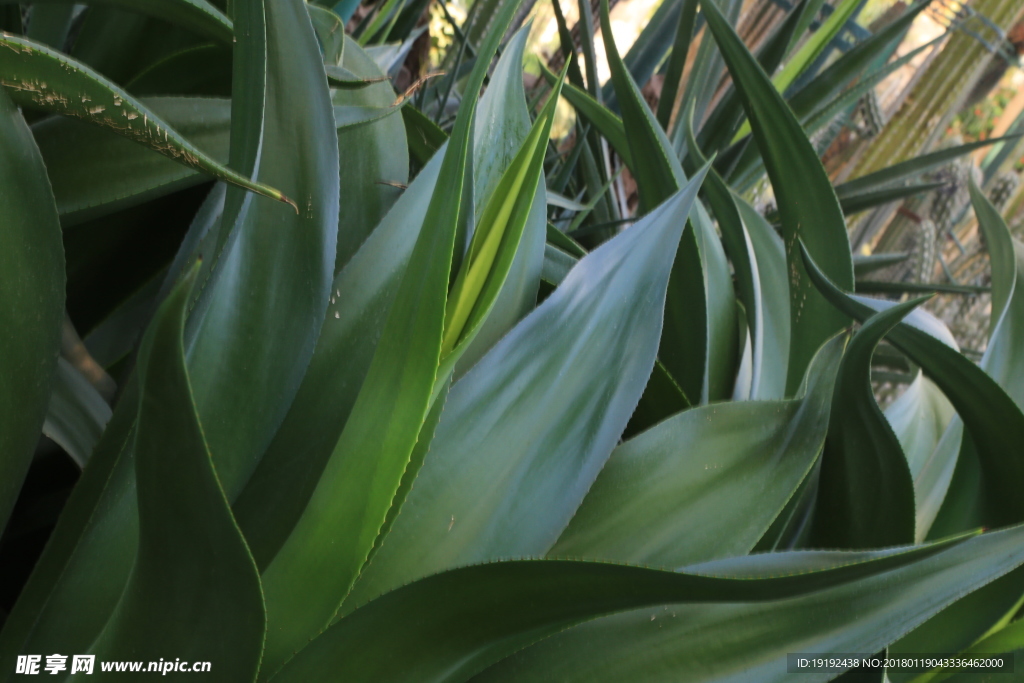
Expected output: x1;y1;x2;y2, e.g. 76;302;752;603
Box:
0;0;340;667
276;529;1024;683
474;527;1024;683
728;0;862;143
256;0;519;671
936;619;1024;682
811;299;922;549
541;242;577;285
77;264;264;682
342;167;710;609
232;148;446;570
43;358;112;468
235;23;545;576
33;97;230;226
930;183;1024;535
551;333;844;567
800;243;1024;530
702;0;853;395
0;34;293;208
332;35;409;271
0;86;64;535
0;0;233;42
0;378;139;679
184;0;340;495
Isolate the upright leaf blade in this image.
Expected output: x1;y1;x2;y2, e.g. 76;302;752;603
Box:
82;265;264;682
343;168;710;609
256;1;522;671
702;0;853;395
0;86;64;534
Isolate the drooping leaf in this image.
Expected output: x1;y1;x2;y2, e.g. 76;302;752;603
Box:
811;299;923;549
81;264;264;682
275;528;1024;683
256;1;520;671
551;333;844;567
800;242;1024;530
702;0;853;394
342;166;710;610
0;86;64;535
473;528;1024;683
0;34;293;208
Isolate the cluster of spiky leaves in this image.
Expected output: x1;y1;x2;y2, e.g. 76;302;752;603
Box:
1;0;1024;680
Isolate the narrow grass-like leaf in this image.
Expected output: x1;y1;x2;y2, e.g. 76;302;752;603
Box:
82;264;264;682
836;137;1021;198
811;299;923;550
0;34;294;208
703;0;853;395
342;167;710;610
840;182;947;216
656;0;697;129
0;86;64;534
552;333;844;567
256;1;521;671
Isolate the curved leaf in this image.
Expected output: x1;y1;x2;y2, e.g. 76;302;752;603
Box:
702;0;853;395
274;529;1024;683
342;167;710;610
800;242;1024;530
0;86;64;534
811;299;922;549
0;34;293;208
551;333;844;567
80;264;264;682
474;528;1024;683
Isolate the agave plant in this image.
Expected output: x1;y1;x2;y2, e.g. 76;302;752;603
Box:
2;0;1024;680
